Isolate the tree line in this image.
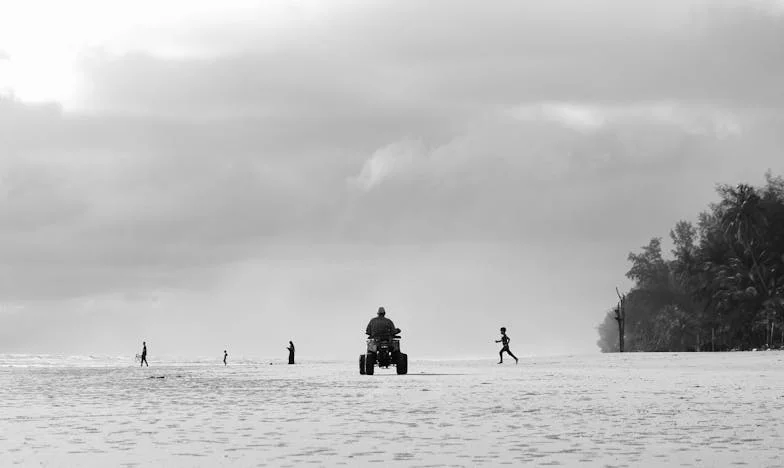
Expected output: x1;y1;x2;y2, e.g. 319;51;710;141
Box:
597;172;784;352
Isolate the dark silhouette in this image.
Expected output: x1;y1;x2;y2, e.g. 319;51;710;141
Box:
495;327;518;364
223;350;228;366
366;306;399;339
360;306;407;375
140;341;148;367
287;341;295;364
614;288;627;352
597;172;784;353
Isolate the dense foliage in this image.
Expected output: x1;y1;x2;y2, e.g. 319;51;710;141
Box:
598;172;784;352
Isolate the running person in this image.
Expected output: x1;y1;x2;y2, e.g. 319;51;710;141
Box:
495;327;518;364
140;341;149;367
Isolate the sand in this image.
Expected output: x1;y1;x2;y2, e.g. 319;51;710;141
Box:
1;352;783;467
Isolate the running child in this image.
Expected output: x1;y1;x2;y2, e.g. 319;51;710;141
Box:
495;327;518;364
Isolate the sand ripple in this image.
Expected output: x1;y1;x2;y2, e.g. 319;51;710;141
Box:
1;353;783;466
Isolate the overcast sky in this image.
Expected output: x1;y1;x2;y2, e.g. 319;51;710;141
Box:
1;0;783;359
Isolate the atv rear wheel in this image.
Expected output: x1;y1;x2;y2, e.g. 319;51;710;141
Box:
396;353;408;375
359;354;366;375
364;352;376;375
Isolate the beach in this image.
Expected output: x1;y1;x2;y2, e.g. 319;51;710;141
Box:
1;352;783;467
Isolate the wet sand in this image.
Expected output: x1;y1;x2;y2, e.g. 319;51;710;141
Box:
1;352;783;467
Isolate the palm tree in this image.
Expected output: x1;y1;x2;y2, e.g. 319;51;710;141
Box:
718;183;779;347
718;184;765;249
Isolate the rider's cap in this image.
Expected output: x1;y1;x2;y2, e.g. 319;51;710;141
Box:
378;307;386;316
500;327;506;332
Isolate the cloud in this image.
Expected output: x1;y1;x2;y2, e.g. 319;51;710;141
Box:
61;0;784;121
0;98;343;300
350;139;425;190
1;100;780;302
512;103;608;133
1;0;784;307
510;102;743;139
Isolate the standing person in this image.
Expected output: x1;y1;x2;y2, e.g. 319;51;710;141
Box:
140;341;149;367
495;327;518;364
223;350;228;366
287;341;295;364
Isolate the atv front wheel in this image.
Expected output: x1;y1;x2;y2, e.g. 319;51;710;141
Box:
364;352;376;375
359;354;366;375
396;353;408;375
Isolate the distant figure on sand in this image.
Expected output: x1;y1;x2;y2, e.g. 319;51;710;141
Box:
366;307;400;339
223;350;228;366
140;341;149;367
496;327;518;364
287;341;295;364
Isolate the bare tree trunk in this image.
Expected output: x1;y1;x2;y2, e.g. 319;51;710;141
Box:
780;305;784;348
615;288;627;353
769;321;774;350
614;305;624;352
711;327;715;352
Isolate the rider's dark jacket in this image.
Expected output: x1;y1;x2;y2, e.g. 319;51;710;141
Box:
366;316;396;338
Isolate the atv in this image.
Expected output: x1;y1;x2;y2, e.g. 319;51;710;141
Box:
359;333;407;375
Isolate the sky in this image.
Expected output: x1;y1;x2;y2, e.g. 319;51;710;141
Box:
1;0;783;360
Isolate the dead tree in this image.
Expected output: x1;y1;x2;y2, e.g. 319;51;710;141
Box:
614;287;627;352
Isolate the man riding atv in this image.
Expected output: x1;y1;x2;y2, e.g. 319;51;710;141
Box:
366;307;400;339
360;306;407;375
